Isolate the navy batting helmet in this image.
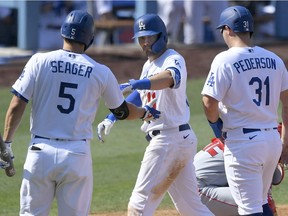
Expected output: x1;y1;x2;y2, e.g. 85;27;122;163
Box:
217;6;254;33
133;14;167;53
61;10;94;51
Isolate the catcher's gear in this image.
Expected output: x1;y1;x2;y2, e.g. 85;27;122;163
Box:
217;5;254;33
0;137;16;177
133;13;167;54
272;163;285;185
61;10;94;51
97;118;115;143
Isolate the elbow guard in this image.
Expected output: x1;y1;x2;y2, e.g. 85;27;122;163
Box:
110;101;129;120
166;67;181;89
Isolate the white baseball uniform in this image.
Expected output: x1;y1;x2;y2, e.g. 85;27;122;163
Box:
194;138;238;216
194;138;279;216
128;49;213;215
12;49;125;215
202;46;288;214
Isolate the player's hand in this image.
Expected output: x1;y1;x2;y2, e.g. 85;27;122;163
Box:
0;157;10;169
141;98;161;122
4;142;14;161
120;78;151;94
280;140;288;168
97;119;115;143
119;82;133;95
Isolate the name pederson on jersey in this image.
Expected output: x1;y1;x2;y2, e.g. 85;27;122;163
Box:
202;46;288;131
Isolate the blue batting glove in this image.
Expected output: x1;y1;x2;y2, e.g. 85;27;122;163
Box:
141;98;161;121
129;78;151;90
119;82;133;94
120;78;151;94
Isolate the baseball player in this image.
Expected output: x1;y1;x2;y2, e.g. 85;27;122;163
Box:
194;137;284;216
201;5;288;216
97;14;213;216
3;10;160;216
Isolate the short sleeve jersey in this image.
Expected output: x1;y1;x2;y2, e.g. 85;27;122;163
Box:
201;46;288;130
12;49;124;140
139;49;190;132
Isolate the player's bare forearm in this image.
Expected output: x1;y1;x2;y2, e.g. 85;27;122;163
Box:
280;90;288;164
149;70;174;90
125;103;146;120
202;95;219;123
4;95;27;141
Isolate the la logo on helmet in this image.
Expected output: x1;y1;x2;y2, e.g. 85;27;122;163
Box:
139;21;146;31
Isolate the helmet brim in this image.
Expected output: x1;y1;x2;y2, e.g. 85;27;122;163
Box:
132;30;160;39
216;24;224;30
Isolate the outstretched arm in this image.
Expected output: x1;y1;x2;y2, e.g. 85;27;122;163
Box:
97;90;160;142
120;69;177;93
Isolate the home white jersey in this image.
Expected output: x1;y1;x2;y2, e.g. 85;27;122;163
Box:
139;49;190;132
202;46;288;131
12;49;124;140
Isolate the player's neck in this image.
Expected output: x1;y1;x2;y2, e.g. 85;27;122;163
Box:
228;37;253;48
62;42;85;54
148;48;166;62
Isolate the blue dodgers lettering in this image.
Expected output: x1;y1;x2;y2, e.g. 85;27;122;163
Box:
233;57;276;73
50;61;92;78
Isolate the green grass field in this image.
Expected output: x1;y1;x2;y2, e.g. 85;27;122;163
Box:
0;79;287;215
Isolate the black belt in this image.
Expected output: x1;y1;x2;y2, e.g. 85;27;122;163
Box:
145;123;191;142
242;127;277;134
34;135;86;141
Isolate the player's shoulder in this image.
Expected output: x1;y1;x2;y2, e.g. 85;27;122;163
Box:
255;46;283;59
85;56;113;73
25;51;56;66
255;46;286;68
163;49;185;63
29;50;64;61
212;49;231;64
165;48;183;58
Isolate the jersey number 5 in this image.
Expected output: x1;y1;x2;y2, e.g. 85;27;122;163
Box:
57;82;78;114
